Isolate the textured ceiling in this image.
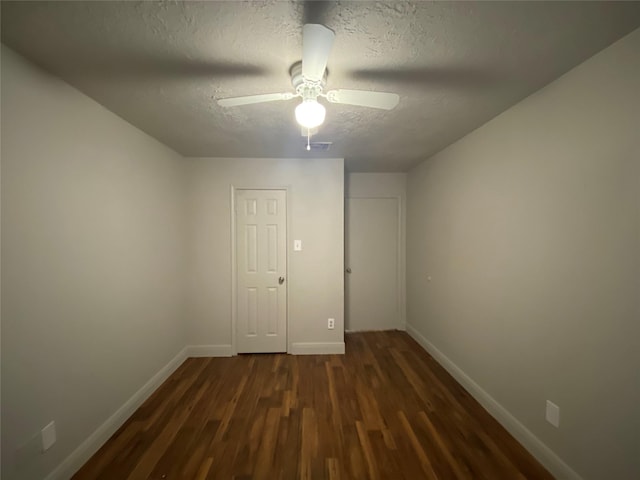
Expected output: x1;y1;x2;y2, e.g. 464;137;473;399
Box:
2;1;640;172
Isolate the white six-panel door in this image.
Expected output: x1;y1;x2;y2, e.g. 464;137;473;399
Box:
235;189;287;353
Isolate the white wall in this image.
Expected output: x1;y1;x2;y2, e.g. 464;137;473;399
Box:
186;157;345;354
345;173;407;329
1;46;188;480
406;29;640;480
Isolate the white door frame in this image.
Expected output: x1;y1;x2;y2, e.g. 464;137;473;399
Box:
230;185;291;355
345;195;406;331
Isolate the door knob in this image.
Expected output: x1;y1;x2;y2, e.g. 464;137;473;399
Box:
346;268;352;274
279;276;285;284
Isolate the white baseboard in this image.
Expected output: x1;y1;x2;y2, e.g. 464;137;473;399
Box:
290;342;345;355
45;347;188;480
405;323;582;480
186;344;233;357
344;328;404;333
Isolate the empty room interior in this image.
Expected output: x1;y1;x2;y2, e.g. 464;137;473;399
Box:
1;1;639;479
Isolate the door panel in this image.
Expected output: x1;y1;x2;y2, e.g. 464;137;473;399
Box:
346;197;399;331
236;189;287;352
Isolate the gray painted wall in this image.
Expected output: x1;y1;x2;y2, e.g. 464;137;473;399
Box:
1;46;188;479
406;29;640;479
185;157;345;352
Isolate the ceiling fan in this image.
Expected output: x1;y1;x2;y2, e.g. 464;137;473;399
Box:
216;24;399;144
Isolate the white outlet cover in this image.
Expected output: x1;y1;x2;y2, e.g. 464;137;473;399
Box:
328;318;335;329
41;421;56;451
546;400;560;427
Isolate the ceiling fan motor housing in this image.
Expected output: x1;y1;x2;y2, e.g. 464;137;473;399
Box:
215;25;399;125
290;61;326;100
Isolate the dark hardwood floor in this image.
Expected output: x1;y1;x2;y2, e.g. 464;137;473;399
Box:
73;331;553;479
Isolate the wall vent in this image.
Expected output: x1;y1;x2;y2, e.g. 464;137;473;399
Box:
308;142;333;151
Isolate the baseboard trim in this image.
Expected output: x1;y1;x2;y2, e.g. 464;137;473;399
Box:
186;344;233;357
405;323;582;480
44;346;188;480
290;342;345;355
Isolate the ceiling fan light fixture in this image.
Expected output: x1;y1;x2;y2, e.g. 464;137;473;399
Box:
217;23;399;133
295;99;326;129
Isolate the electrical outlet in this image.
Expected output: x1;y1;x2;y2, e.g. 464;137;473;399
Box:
327;318;335;330
41;421;56;452
546;401;560;427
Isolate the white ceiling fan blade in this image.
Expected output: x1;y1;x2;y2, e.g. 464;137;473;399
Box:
302;24;335;82
326;89;399;110
217;92;293;107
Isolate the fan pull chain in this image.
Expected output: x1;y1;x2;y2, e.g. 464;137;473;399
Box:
307;130;311;151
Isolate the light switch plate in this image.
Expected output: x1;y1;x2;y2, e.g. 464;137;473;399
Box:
546;400;560;427
41;421;56;452
294;240;302;251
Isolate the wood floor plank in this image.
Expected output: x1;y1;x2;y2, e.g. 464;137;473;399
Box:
418;409;472;478
253;407;281;480
73;331;554;480
126;378;210;479
398;410;439;479
194;457;213;480
299;406;318;480
355;420;380;480
326;457;341;480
